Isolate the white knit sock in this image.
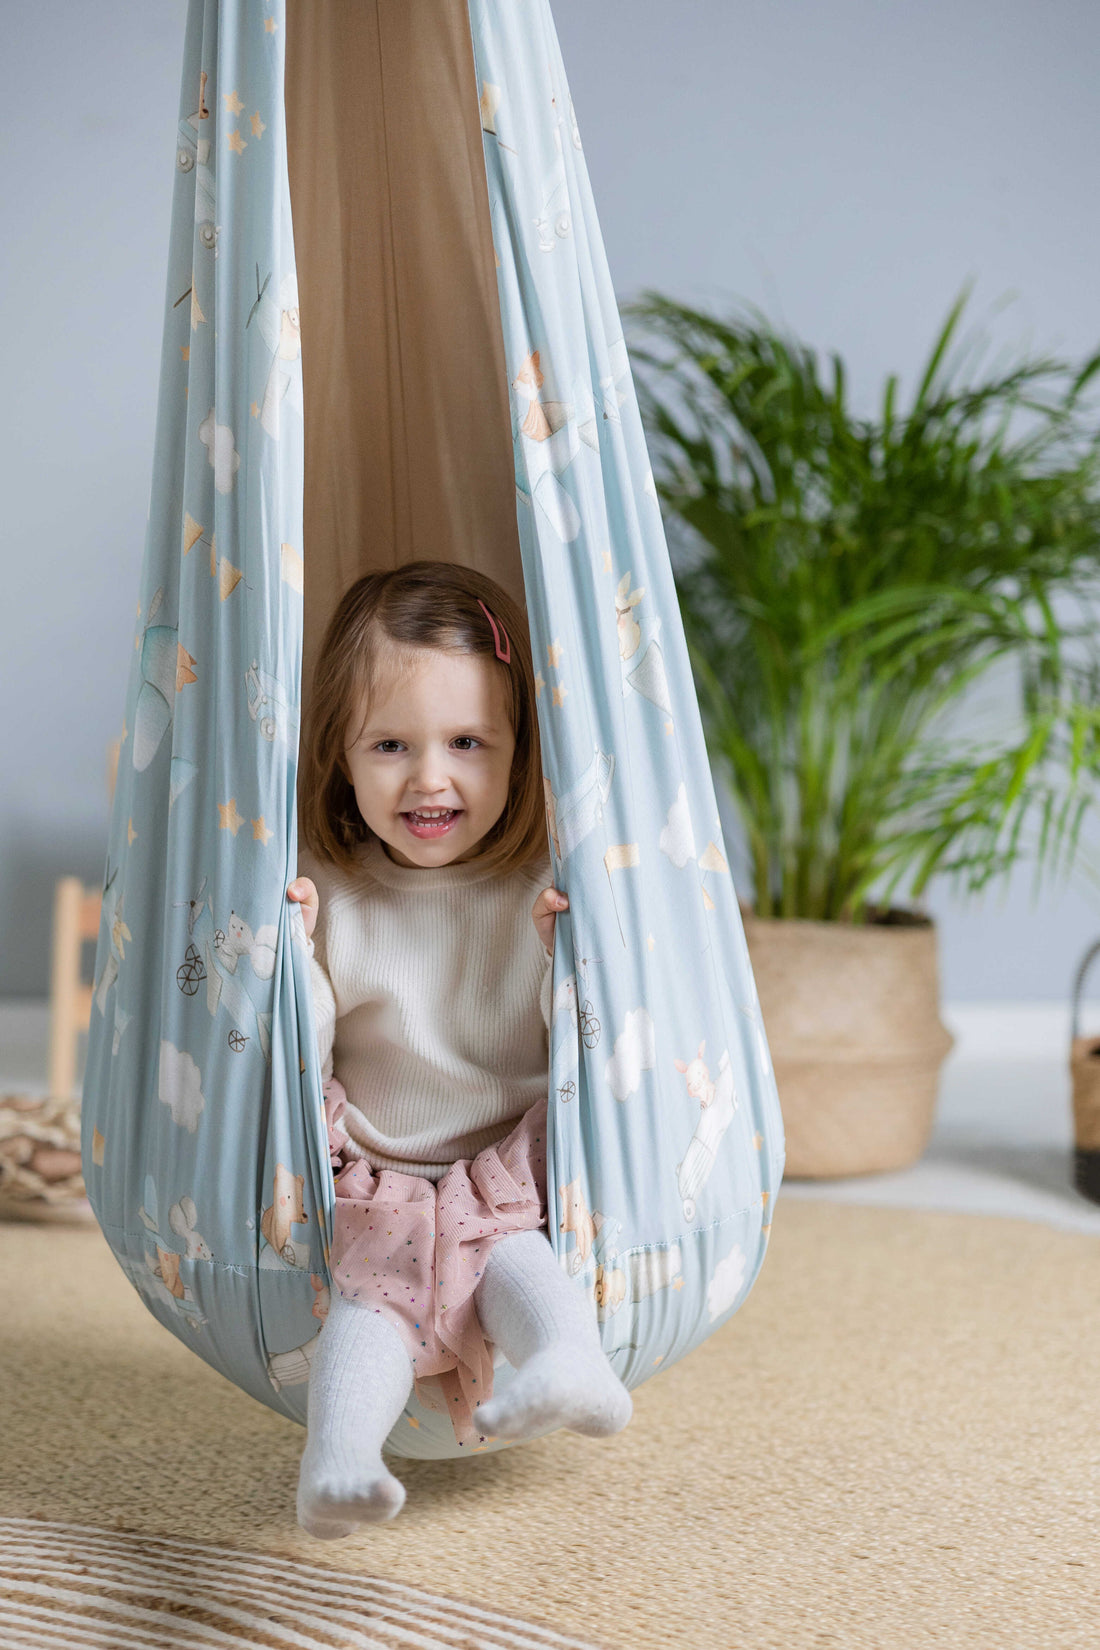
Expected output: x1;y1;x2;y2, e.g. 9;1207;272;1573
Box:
473;1229;633;1442
296;1293;414;1539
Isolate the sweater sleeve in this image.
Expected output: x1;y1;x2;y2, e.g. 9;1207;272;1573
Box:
305;918;336;1084
540;947;554;1033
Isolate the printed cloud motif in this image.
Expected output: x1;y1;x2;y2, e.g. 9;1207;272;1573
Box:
659;782;697;869
707;1243;748;1322
605;1007;656;1102
158;1040;206;1133
198;409;241;495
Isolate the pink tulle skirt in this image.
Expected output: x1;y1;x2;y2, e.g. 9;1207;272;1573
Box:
322;1075;548;1447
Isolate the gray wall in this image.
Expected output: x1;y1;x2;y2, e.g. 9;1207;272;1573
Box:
3;0;1098;1000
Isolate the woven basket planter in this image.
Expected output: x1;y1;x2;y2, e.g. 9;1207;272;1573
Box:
1070;939;1100;1206
743;911;955;1178
0;1094;95;1222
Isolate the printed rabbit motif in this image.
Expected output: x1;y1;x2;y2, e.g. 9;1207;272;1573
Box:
615;572;645;661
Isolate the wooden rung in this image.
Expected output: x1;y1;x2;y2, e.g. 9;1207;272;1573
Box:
48;877;102;1099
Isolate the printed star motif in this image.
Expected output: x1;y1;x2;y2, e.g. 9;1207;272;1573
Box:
547;640;564;669
218;798;245;835
753;1131;763;1150
127;818;137;846
251;111;266;138
251;816;274;845
180;345;190;362
227;129;247;155
264;15;278;32
223;90;244;115
533;671;546;698
250;401;260;418
552;684;568;708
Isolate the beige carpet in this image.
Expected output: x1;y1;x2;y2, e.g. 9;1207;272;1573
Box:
2;1201;1098;1650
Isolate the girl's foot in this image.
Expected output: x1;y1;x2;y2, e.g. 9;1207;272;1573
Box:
296;1450;405;1539
475;1345;632;1442
297;1293;414;1539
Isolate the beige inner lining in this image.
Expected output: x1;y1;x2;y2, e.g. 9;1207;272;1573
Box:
284;0;524;723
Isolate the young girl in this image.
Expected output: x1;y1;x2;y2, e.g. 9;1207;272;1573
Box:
287;561;632;1539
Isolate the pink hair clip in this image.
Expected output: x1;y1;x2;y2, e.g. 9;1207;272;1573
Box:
477;598;512;665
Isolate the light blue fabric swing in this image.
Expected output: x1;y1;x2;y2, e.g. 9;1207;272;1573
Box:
82;0;786;1461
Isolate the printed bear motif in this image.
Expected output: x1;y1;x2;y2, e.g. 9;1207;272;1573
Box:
260;1162;307;1265
558;1177;597;1271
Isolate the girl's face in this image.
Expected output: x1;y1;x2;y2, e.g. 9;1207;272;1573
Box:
343;646;517;868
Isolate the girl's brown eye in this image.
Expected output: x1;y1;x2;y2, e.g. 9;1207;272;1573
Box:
372;739;480;753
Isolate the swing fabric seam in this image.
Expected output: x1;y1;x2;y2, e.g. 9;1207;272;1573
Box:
94;1172;782;1266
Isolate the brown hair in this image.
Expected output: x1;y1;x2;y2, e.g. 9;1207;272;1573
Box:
299;561;549;877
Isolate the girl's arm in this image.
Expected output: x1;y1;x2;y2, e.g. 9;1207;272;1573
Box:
540;947;553;1032
288;877;336;1081
307;948;337;1083
532;885;568;1033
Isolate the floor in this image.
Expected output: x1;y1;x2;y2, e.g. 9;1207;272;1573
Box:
4;1001;1100;1236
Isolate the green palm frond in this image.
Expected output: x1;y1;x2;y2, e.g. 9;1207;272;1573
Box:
626;285;1100;920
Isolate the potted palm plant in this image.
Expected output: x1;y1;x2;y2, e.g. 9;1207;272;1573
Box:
626;283;1100;1176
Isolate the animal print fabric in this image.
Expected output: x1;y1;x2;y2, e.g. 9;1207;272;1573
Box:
81;0;786;1461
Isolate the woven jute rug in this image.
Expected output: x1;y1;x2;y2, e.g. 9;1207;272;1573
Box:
1;1200;1097;1650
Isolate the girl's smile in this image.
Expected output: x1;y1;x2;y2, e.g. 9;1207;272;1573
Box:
401;808;463;840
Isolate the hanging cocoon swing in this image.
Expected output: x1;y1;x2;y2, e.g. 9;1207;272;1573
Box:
82;0;786;1462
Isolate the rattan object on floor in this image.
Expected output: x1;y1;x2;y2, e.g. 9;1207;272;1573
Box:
0;1094;94;1222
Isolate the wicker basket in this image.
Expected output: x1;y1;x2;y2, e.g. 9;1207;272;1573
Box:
1070;941;1100;1207
744;909;955;1178
0;1094;95;1222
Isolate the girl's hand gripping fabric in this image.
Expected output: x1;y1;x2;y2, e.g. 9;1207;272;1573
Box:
287;877;319;941
531;885;568;955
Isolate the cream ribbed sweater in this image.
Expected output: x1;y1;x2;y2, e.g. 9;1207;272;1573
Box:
299;835;555;1181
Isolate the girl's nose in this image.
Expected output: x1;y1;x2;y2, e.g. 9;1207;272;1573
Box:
411;752;452;790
